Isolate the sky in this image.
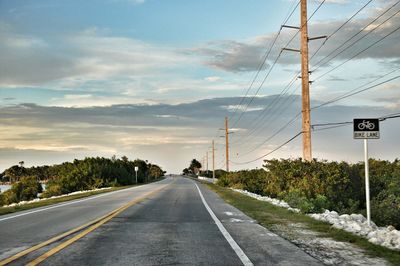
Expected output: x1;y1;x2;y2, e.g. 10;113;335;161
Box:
0;0;399;173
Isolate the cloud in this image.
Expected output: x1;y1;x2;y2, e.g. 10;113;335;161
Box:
1;95;399;172
204;76;221;82
0;26;189;88
194;2;400;72
193;40;268;72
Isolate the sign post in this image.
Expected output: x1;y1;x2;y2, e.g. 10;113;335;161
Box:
353;118;380;226
134;166;139;183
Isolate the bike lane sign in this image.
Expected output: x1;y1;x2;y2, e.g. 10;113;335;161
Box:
353;118;380;139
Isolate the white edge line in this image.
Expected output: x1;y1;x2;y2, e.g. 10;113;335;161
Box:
194;183;253;266
0;179;167;222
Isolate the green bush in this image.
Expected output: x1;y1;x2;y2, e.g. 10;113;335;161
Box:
216;174;231;187
218;158;400;228
0;192;4;206
371;194;400;228
2;190;18;205
41;183;63;198
1;176;42;205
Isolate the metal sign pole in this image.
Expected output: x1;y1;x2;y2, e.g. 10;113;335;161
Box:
354;118;379;227
364;138;371;226
134;166;139;183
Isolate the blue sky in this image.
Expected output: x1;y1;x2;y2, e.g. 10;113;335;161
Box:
0;0;399;173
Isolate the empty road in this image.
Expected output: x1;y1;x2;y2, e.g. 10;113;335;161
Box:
0;176;321;265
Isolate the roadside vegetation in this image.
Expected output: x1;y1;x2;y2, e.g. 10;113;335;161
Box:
216;158;400;229
182;159;226;178
207;183;400;265
0;156;165;207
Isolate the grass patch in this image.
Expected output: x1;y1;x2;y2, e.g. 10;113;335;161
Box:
0;177;165;216
206;183;400;266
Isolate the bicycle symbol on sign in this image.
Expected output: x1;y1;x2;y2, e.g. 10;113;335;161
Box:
358;120;375;130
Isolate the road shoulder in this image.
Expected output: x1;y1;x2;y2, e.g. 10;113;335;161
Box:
195;180;323;266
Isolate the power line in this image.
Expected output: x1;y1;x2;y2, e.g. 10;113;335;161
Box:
235;5;349;146
230;131;303;165
312;3;400;74
231;112;400;166
232;0;327;128
282;0;327;51
312;68;400;110
230;31;282;127
311;112;400;130
239;111;302;157
233;0;382;152
282;1;301;26
229;1;300;127
313;24;400;82
232;51;283;128
230;73;300;145
232;83;301;148
310;0;375;62
236;67;400;158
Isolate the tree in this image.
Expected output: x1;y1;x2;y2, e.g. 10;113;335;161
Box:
4;165;22;183
121;156;129;163
189;159;202;175
149;165;164;180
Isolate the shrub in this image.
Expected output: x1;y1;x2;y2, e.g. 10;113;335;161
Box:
371;194;400;228
218;158;400;228
216;174;231;187
2;190;18;205
41;183;63;198
0;192;4;206
1;176;43;205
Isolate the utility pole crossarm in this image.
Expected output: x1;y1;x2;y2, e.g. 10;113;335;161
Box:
282;47;301;53
308;35;327;41
281;25;300;30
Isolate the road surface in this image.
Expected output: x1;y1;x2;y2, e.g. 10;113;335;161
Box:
0;176;322;265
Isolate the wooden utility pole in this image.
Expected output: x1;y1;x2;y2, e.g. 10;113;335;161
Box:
206;151;209;172
212;140;215;179
225;116;230;172
300;0;312;161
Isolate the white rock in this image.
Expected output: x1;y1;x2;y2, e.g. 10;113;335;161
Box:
339;214;351;220
350;213;366;223
231;188;400;251
369;237;383;245
387;225;395;231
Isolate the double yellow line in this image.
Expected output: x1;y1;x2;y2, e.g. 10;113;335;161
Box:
0;183;170;266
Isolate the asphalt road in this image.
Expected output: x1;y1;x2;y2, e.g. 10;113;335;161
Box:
0;176;322;265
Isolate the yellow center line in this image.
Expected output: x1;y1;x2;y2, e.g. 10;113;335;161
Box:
0;182;171;266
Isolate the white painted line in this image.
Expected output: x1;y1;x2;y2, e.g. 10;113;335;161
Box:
0;179;167;222
194;183;253;266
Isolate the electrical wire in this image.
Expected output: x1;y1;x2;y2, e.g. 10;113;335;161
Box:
310;0;375;62
313;24;400;82
312;3;400;74
231;0;327;128
312;68;400;110
229;1;301;127
235;67;400;159
230;131;303;165
236;0;377;148
311;112;400;130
